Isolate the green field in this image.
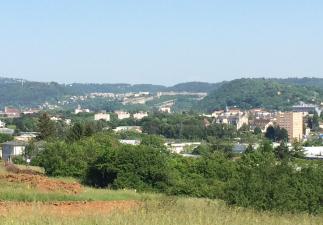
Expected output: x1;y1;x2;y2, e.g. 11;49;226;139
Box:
0;163;322;225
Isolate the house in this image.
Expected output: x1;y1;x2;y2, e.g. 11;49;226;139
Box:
303;147;323;159
0;128;14;135
115;111;130;120
165;142;201;154
249;118;273;133
133;112;148;120
4;107;20;118
94;111;110;121
0;120;5;128
14;133;38;142
113;126;142;133
74;105;90;114
22;108;40;115
216;114;249;130
118;139;141;145
159;106;171;113
1;141;26;161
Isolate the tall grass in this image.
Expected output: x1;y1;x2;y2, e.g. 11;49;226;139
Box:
1;197;322;225
0;179;145;202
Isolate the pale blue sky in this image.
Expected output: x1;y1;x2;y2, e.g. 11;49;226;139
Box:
0;0;322;85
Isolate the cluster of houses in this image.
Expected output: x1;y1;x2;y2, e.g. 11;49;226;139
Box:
204;105;322;142
93;110;148;121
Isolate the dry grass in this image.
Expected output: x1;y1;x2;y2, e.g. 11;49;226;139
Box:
1;198;322;225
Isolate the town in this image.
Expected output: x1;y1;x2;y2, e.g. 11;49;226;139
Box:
1;100;323;161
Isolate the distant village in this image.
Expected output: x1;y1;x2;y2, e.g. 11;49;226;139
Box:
0;99;322;162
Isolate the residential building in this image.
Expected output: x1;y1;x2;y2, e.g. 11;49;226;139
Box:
4;107;20;118
303;147;323;159
159;106;171;113
276;112;303;141
133;112;148;120
1;141;26;161
292;102;321;115
0;128;14;135
118;139;141;145
94;112;110;121
22;108;40;115
113;126;142;133
249;118;273;133
74;105;90;114
0;120;5;128
14;133;38;142
215;114;249;130
165;142;201;154
115;111;130;120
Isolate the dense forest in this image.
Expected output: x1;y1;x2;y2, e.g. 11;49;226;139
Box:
197;78;323;112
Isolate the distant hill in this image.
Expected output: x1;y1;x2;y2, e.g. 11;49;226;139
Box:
272;77;323;90
0;78;69;108
167;82;222;93
197;78;323;112
0;78;219;108
67;81;219;94
0;76;322;110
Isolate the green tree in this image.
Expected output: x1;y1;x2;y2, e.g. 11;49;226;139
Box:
37;113;55;140
253;127;262;135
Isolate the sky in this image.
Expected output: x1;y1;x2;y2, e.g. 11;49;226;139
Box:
0;0;323;85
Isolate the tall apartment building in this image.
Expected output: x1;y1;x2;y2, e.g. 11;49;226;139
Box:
276;112;303;141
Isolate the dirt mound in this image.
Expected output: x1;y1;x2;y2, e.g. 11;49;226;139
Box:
4;162;43;176
0;200;139;216
0;173;82;194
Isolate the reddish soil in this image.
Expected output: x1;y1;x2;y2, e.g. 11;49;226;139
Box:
0;173;82;194
0;200;139;216
4;162;43;176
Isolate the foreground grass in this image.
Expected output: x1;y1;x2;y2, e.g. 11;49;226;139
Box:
0;179;146;202
1;198;323;225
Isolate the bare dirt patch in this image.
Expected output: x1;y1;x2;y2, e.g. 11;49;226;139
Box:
0;200;139;216
0;173;82;194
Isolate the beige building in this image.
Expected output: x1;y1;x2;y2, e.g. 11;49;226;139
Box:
94;112;110;121
115;111;130;120
133;112;148;120
276;112;303;141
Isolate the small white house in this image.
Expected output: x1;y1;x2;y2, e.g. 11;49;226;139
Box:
1;141;26;161
304;147;323;159
0;120;6;128
133;112;148;120
118;139;141;145
113;126;142;133
166;142;201;154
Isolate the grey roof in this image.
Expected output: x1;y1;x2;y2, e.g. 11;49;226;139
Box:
2;141;27;146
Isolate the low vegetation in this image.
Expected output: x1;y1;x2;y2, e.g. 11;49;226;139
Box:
1;197;323;225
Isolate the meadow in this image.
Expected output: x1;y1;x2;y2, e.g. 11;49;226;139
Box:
1;197;323;225
0;162;322;225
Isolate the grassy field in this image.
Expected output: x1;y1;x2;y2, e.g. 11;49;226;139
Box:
1;198;323;225
0;162;322;225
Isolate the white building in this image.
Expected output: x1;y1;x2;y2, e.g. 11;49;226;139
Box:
14;133;37;142
159;106;171;113
115;111;130;120
166;142;201;154
94;112;111;121
304;147;323;159
133;112;148;120
0;120;5;128
1;141;26;161
74;105;90;114
118;139;141;145
113;126;142;133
